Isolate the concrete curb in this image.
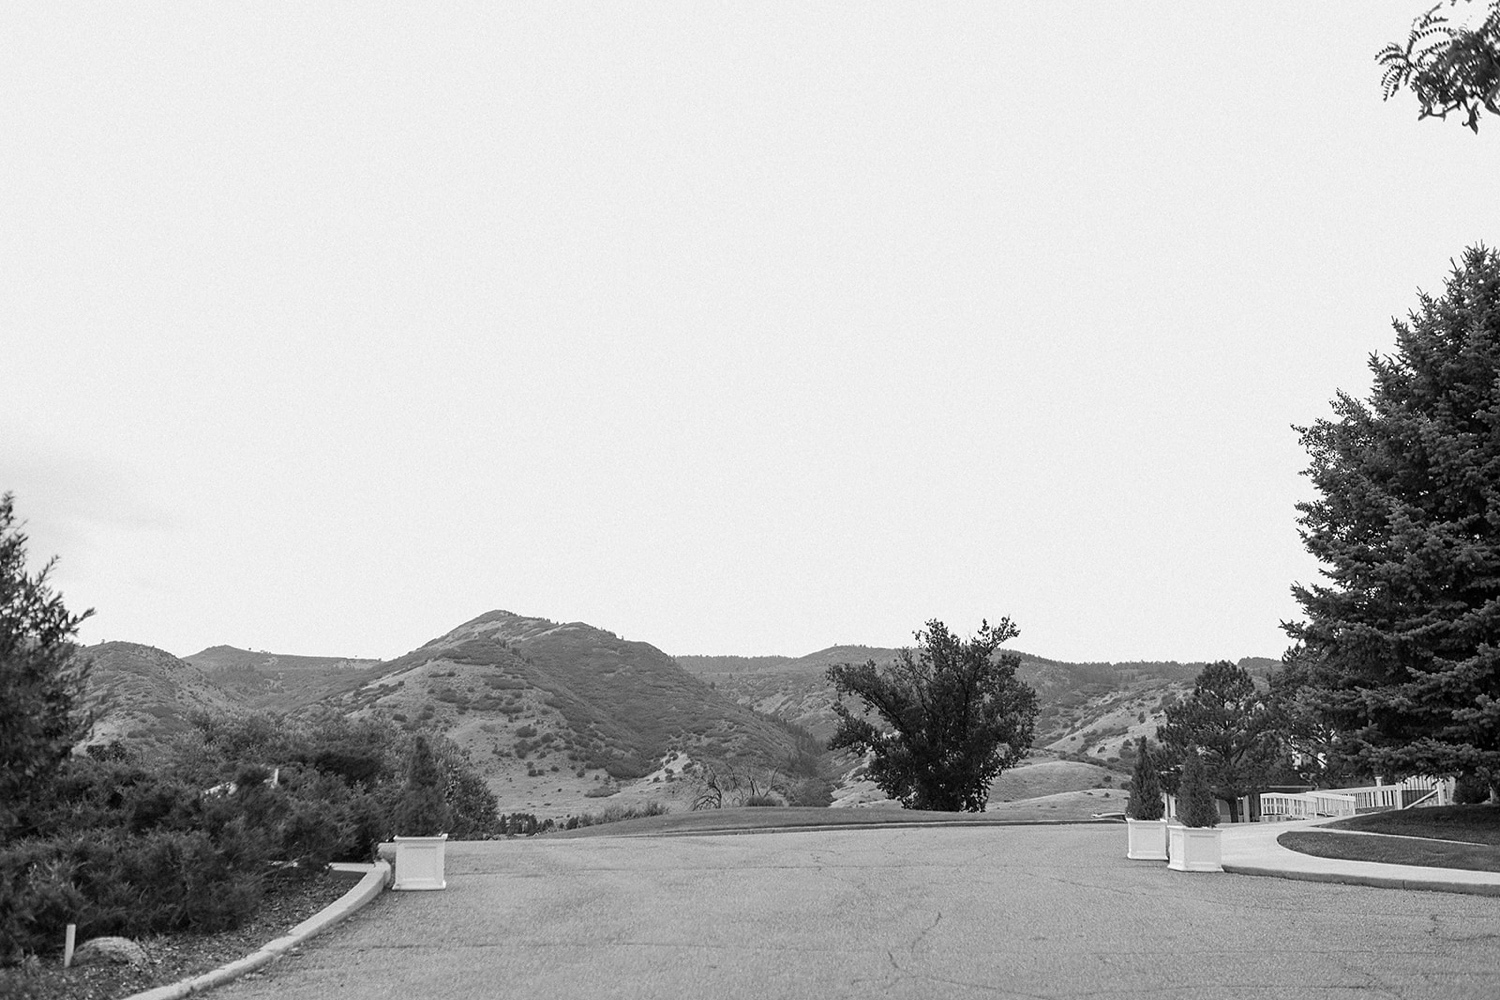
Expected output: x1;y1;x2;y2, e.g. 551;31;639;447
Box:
122;860;391;1000
1223;862;1500;897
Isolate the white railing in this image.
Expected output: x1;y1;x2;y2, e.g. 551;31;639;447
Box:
1260;791;1355;820
1259;776;1452;821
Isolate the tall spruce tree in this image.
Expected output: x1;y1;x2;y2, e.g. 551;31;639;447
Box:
0;492;94;836
1283;245;1500;781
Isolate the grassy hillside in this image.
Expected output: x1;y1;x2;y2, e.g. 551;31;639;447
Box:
183;645;384;711
328;611;815;814
678;646;1277;800
82;641;240;745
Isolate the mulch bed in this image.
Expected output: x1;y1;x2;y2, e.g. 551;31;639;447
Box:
0;866;363;1000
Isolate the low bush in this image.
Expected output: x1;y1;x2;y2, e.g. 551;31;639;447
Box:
565;801;669;829
2;710;503;965
0;830;262;963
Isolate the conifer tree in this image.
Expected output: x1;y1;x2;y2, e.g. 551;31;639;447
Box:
0;493;93;836
391;735;453;836
1177;751;1219;828
1283;246;1500;780
1126;737;1165;821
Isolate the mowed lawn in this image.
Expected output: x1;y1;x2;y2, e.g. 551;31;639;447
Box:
1280;804;1500;872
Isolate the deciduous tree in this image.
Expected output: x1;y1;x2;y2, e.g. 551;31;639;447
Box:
1379;1;1499;132
826;618;1037;812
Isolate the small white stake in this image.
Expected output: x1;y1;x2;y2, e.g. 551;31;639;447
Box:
64;924;76;968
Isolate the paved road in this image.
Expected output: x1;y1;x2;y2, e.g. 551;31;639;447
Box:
219;825;1500;1000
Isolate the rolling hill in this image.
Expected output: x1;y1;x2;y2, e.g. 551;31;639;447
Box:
182;645;383;711
77;610;1278;819
83;641;240;745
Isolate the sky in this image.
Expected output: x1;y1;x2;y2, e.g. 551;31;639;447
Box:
4;4;1498;665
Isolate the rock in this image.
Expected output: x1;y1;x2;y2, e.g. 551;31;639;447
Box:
72;936;149;968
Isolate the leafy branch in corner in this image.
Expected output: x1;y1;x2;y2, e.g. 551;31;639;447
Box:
1378;1;1500;132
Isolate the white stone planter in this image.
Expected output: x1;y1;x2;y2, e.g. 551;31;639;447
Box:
1167;824;1222;872
392;834;448;890
1126;818;1169;860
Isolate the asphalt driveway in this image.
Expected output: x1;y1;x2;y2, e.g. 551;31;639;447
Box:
217;824;1500;1000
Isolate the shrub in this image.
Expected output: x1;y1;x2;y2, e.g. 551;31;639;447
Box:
390;736;452;836
1;829;262;962
1455;770;1493;805
567;801;668;828
1126;738;1165;821
1177;751;1218;828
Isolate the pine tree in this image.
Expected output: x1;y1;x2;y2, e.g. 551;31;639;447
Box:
1155;662;1277;822
0;493;94;836
1283;246;1500;780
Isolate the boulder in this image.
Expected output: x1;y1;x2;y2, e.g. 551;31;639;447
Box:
72;936;149;968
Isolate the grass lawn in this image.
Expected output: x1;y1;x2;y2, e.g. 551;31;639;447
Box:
550;805;1112;838
1278;830;1500;872
1325;804;1500;846
1277;804;1500;873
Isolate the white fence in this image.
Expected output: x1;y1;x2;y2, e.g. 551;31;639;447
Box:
1259;790;1356;820
1259;776;1451;821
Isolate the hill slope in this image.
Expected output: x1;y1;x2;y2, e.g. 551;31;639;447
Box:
677;647;1278;775
83;641;240;745
183;645;383;711
329;611;811;812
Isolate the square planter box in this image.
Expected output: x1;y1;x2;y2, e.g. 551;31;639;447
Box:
1167;824;1222;873
1126;818;1169;860
392;834;448;890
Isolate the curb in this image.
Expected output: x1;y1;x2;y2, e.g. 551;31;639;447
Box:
1223;862;1500;897
123;860;391;1000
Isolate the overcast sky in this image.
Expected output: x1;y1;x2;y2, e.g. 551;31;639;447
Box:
4;4;1497;664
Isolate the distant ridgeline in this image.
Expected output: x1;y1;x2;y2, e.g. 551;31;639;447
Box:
81;611;1276;788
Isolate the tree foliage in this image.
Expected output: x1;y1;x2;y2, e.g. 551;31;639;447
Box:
1156;662;1278;822
1283;246;1500;780
1176;750;1220;829
0;492;94;836
391;734;453;836
826;618;1038;812
1126;737;1165;821
1379;1;1500;132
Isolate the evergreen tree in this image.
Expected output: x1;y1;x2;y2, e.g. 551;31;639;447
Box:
1177;751;1219;828
1156;661;1277;822
391;735;452;836
1126;737;1165;821
827;618;1038;812
0;493;94;836
1283;246;1500;780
